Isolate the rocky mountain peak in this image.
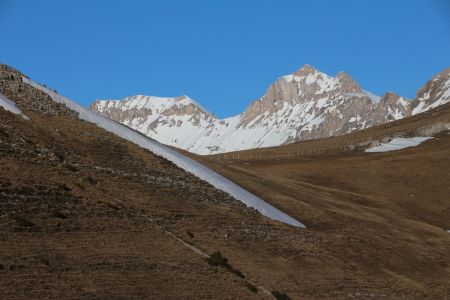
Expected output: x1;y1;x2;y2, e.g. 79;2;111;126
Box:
336;71;350;80
380;92;403;104
163;95;213;118
412;67;450;114
336;71;361;94
375;92;410;120
293;64;317;77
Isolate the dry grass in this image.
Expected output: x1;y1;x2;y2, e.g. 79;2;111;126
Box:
192;105;450;299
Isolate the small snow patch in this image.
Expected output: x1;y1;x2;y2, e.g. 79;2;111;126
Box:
365;137;433;153
0;93;29;119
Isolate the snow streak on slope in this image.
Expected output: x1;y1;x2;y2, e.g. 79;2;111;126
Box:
21;77;305;228
365;137;433;152
0;93;28;119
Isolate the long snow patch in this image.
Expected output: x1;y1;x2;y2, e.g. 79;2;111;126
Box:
21;77;305;228
0;93;28;119
365;137;433;153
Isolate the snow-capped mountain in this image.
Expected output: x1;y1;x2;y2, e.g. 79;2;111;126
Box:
90;65;449;155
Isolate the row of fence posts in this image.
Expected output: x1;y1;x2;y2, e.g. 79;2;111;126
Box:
213;142;349;161
213;145;344;161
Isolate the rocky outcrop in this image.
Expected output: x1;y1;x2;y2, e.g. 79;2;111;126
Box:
0;64;78;118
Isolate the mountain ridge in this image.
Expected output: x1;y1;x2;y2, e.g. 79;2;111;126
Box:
91;65;450;154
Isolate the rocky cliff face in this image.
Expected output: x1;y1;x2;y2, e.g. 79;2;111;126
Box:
411;67;450;114
91;65;449;155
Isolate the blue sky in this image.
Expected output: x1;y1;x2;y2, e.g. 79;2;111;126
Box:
1;0;449;118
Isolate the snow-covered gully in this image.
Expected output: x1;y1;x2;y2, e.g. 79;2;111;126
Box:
21;77;305;228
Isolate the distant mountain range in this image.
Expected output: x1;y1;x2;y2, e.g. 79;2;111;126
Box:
91;65;450;155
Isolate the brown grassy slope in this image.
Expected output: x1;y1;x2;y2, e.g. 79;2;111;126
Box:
200;102;450;229
0;109;276;299
0;66;282;299
193;105;450;298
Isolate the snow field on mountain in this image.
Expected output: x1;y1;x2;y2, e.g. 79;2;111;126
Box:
365;137;433;152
